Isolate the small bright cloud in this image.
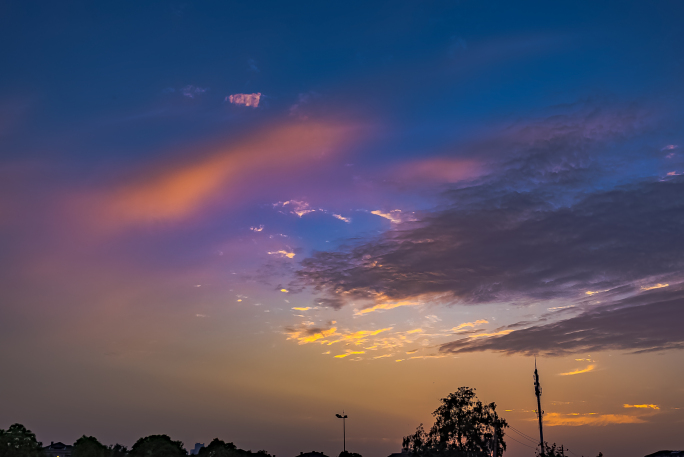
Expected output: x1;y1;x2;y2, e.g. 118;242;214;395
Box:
227;93;261;107
641;283;669;291
292;307;311;311
334;350;365;359
585;289;609;296
662;144;679;151
371;209;402;223
251;225;264;232
333;214;351;223
560;365;596;376
624;404;659;409
280;288;289;293
268;250;296;259
452;319;489;332
354;299;422;316
277;200;315;217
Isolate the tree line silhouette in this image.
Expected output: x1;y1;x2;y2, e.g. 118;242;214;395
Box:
0;387;601;457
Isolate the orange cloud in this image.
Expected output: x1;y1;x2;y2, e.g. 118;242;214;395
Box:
354;299;422;316
452;319;489;332
326;327;393;345
82;122;355;231
545;412;646;426
334;350;365;358
624;404;659;410
286;326;338;344
268;250;296;259
560;364;595;376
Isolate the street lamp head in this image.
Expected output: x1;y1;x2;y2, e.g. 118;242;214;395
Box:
336;414;342;418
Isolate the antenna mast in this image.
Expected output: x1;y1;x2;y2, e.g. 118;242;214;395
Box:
534;359;545;456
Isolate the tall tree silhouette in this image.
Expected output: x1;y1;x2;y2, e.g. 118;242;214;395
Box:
403;387;508;457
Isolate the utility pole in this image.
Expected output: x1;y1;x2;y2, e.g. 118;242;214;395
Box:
534;359;545;456
335;411;348;453
492;425;498;457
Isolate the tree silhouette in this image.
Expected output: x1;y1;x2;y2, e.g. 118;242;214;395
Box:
73;436;108;457
0;424;44;457
129;435;186;457
402;387;508;457
106;444;128;457
196;439;272;457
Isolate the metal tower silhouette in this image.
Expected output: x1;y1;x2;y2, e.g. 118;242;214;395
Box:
534;359;545;456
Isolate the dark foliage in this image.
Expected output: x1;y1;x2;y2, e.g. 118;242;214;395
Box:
129;435;186;457
402;387;507;457
73;436;108;457
196;439;271;457
0;424;44;457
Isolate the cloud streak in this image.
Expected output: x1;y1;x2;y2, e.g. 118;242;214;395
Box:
440;288;684;356
544;413;646;426
78;122;357;231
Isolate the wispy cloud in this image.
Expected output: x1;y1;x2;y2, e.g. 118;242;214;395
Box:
182;85;207;98
452;319;489;332
544;412;646;426
334;350;365;358
285;324;338;344
354;299;422;316
79;122;356;231
268;250;296;259
624;404;659;410
585;289;609;296
370;209;403;223
333;214;351;223
247;58;259;73
560;364;595;376
440;288;684;356
275;200;315;217
226;93;261;107
641;283;668;291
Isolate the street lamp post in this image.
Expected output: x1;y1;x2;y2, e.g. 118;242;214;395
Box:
335;412;348;453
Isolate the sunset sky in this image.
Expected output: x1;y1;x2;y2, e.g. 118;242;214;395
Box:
1;1;684;456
